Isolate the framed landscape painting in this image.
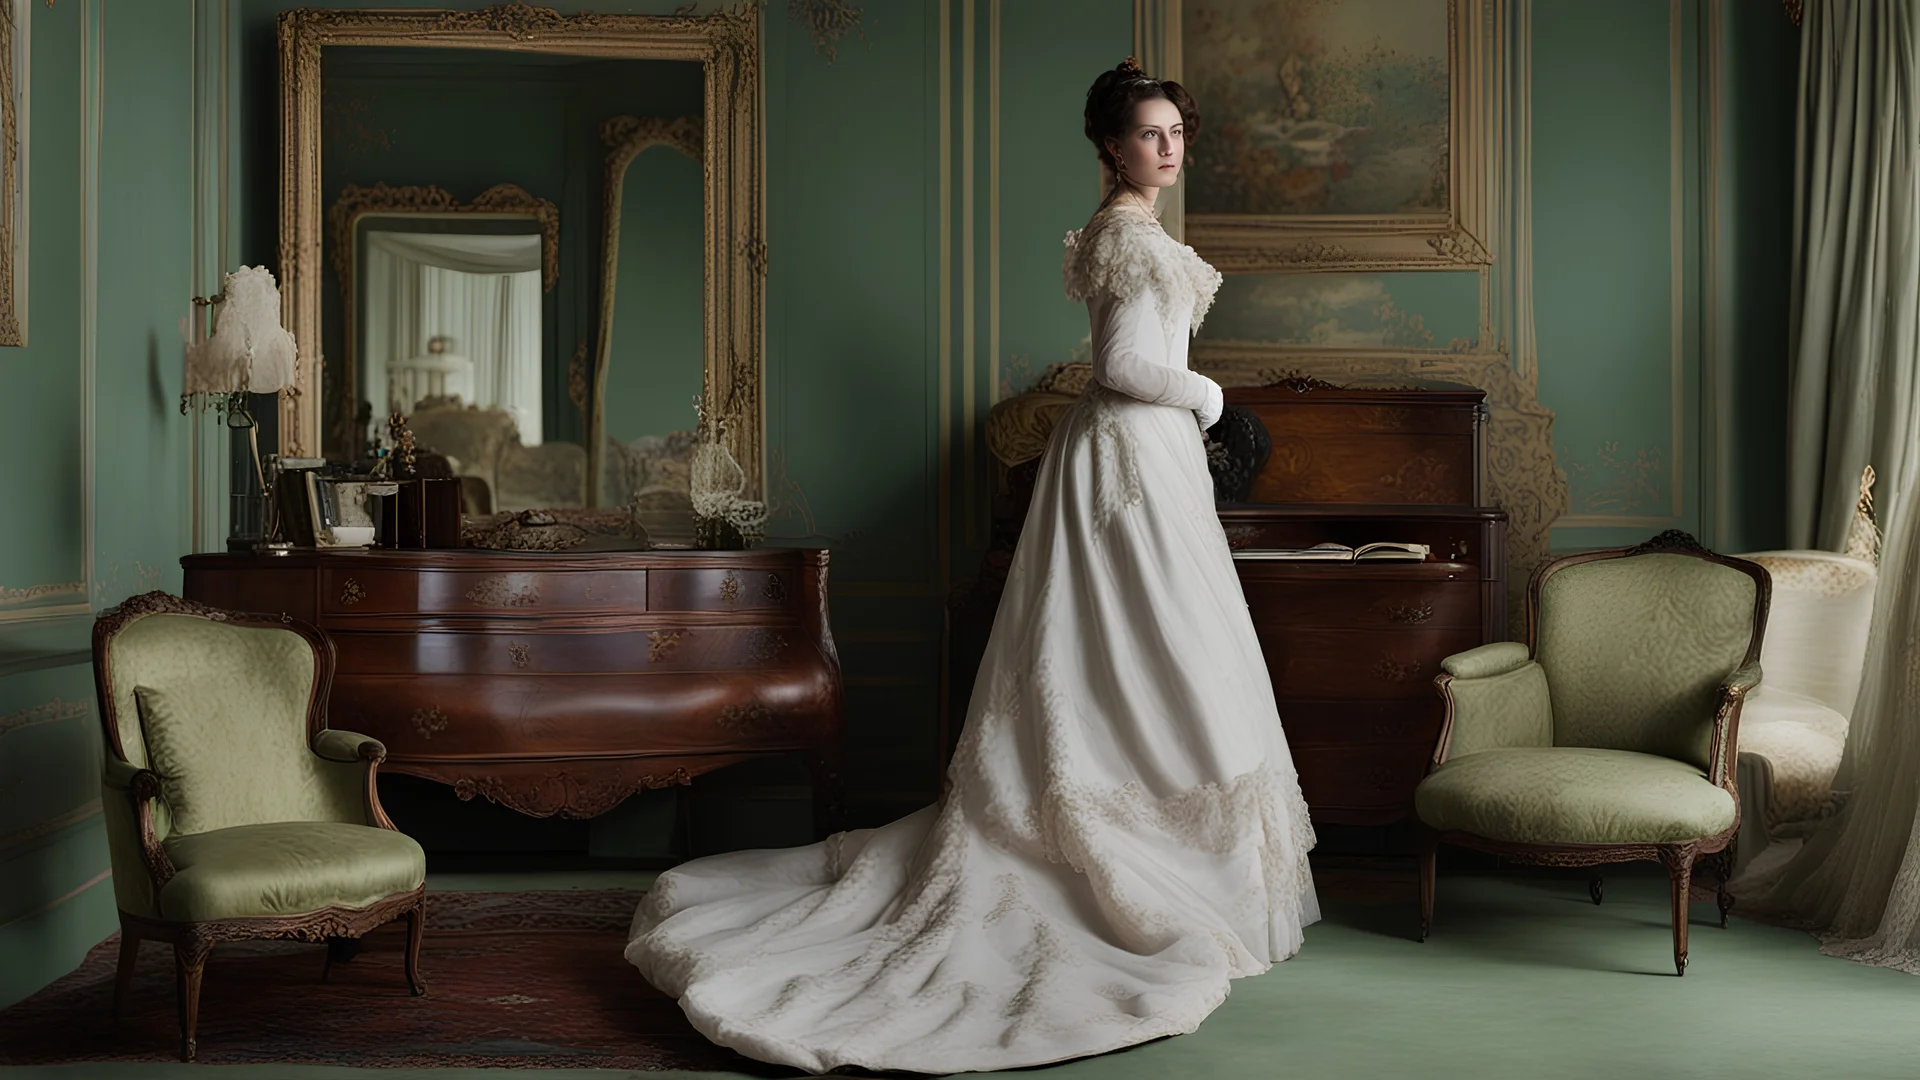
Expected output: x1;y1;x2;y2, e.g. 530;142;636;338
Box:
1178;0;1489;272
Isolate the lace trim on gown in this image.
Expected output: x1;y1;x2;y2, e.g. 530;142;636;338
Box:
1062;203;1223;335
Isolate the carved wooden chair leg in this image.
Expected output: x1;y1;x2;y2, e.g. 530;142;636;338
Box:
1658;845;1694;976
173;939;211;1062
1717;881;1735;928
113;925;141;1020
404;902;428;997
1417;828;1438;942
320;936;361;982
1588;876;1604;905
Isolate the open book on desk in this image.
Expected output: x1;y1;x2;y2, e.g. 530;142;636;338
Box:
1231;541;1432;563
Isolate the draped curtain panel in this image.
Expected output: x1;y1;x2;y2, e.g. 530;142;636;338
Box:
362;231;544;444
1751;0;1920;976
1786;0;1920;549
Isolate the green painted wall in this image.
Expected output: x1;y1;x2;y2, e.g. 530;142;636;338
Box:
1535;0;1795;552
0;0;200;1009
0;0;1804;1009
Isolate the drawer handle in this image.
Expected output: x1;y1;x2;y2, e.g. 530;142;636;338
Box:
764;573;787;602
508;642;531;669
720;573;741;603
649;630;684;662
1384;600;1435;624
341;578;365;606
1374;656;1423;683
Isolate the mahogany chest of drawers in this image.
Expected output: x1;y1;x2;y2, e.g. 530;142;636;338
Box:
181;547;845;833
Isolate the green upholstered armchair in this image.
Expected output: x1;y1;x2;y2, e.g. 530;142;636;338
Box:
90;592;427;1060
1415;532;1768;975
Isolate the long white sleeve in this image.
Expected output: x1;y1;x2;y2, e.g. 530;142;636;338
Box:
1087;289;1216;409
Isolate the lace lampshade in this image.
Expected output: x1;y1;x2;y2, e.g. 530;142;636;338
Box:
182;266;297;397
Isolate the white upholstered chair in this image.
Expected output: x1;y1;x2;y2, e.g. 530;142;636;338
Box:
1729;468;1882;871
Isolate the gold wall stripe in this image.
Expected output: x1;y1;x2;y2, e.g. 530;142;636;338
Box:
1668;0;1686;523
988;0;1000;411
1704;0;1726;543
938;0;953;596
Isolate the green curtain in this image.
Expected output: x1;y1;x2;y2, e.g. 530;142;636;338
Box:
1746;0;1920;974
1786;0;1920;550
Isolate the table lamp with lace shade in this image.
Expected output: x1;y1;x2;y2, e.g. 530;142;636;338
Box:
179;266;299;551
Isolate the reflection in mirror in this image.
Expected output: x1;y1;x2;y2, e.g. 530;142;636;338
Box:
317;47;712;526
337;193;579;514
363;226;543;437
593;116;705;544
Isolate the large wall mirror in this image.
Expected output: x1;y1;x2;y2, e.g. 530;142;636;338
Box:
279;5;764;520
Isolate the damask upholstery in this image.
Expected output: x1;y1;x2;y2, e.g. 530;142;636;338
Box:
1415;747;1737;846
93;595;427;1060
1534;553;1758;771
1418;538;1766;974
158;821;425;922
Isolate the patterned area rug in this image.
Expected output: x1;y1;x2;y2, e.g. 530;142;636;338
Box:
0;889;776;1071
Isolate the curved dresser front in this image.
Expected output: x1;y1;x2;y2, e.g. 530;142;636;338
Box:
181;547;844;833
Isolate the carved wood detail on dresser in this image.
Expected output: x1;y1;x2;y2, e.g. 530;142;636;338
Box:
1221;380;1508;826
181;547;845;834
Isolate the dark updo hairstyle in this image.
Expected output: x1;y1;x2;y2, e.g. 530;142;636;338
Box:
1083;57;1200;184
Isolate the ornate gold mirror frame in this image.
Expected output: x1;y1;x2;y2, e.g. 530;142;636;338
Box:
588;114;703;507
278;4;765;497
328;181;560;454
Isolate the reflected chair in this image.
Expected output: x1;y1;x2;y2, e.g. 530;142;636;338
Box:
91;592;427;1060
1415;531;1768;975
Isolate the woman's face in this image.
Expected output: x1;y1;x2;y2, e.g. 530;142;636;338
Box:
1107;96;1185;190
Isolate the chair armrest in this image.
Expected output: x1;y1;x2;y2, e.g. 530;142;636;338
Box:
1432;652;1554;766
309;729;399;830
101;756;176;887
103;756;159;794
1709;662;1763;787
1440;641;1532;680
312;728;387;764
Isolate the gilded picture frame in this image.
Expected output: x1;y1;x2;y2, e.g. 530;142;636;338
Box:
0;0;29;347
276;4;765;497
1170;0;1490;273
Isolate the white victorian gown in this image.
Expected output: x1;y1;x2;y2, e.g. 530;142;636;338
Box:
626;201;1319;1074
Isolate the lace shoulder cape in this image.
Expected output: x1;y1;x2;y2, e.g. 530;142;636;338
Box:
1062;205;1223;335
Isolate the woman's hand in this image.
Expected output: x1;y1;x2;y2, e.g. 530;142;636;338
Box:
1195;377;1224;430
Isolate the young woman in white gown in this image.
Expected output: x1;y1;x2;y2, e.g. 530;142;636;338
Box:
626;58;1319;1074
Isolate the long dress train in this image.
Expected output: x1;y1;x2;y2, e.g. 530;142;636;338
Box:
626;201;1319;1074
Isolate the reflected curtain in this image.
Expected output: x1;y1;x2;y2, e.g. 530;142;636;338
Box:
362;231;544;444
1753;0;1920;974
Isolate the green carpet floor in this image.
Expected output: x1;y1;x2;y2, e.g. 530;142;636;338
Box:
7;865;1918;1079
